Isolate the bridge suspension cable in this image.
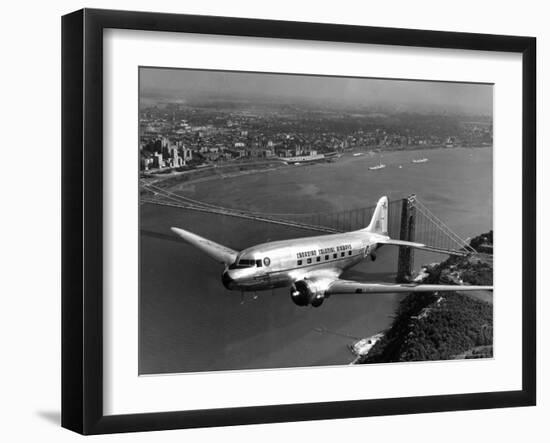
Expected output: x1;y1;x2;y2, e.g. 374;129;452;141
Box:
411;197;477;254
141;180;364;218
140;181;341;233
140;182;479;258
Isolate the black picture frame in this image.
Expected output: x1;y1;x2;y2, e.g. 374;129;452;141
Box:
61;8;536;435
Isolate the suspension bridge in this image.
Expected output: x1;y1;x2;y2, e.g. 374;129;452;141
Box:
140;180;480;280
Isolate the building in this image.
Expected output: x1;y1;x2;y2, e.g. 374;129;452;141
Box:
140;156;153;171
167;147;182;168
152;152;164;169
182;146;192;164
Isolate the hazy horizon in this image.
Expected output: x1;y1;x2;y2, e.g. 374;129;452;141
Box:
140;67;493;116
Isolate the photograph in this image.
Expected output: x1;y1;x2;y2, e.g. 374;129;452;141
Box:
138;67;494;375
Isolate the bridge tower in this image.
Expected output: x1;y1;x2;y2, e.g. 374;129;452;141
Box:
396;195;417;282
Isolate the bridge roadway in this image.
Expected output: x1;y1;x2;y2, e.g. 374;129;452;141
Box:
141;198;340;234
140;197;469;257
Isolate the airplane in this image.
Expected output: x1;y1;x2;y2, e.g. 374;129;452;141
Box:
170;196;493;307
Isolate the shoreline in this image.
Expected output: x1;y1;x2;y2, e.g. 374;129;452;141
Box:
142;145;492;192
351;237;493;365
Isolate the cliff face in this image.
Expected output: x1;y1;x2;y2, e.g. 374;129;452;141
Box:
358;232;493;364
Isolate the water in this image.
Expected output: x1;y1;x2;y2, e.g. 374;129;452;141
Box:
139;147;492;374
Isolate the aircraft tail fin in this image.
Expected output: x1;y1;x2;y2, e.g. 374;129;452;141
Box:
361;196;389;235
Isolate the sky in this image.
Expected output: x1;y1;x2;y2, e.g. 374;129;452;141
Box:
140;67;493;115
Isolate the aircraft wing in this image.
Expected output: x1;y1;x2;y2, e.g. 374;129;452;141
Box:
325;279;493;295
170;227;238;265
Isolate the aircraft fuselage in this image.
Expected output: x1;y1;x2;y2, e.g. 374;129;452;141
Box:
222;230;384;291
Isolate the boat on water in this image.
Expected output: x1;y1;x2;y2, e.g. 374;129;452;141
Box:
353;152;363;157
368;151;386;170
368;163;386;170
412;158;429;164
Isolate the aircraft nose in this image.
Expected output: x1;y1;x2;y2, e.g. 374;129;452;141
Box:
221;270;235;290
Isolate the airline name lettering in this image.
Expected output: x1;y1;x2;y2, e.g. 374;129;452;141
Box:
296;244;352;259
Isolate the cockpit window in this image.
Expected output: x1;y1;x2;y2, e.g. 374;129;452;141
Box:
228;258;256;269
239;259;255;267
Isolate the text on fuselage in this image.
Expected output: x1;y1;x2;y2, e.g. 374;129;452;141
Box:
296;244;352;259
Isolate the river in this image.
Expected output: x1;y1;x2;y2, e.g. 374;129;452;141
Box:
139;147;492;374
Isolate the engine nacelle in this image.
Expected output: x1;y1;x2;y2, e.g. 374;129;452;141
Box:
290;280;326;307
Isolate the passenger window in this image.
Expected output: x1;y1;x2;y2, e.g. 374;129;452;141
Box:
316;256;321;262
256;259;262;267
341;252;345;257
333;253;337;259
297;260;303;266
348;250;352;255
325;255;329;260
307;258;312;264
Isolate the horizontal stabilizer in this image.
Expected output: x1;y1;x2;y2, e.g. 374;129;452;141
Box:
326;279;493;295
170;227;238;265
376;238;426;249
